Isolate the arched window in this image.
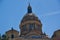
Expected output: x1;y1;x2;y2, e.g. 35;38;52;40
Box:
29;24;35;31
11;34;14;39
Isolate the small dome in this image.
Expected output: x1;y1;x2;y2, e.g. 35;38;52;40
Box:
6;28;19;33
54;29;60;34
52;29;60;38
6;28;19;39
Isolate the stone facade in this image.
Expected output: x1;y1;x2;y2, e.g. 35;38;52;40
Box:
5;4;60;40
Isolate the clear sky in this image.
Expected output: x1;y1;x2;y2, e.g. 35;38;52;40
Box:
0;0;60;38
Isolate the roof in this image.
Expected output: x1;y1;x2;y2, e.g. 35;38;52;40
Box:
6;28;19;33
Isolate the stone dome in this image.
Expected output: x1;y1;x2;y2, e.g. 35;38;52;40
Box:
21;13;41;23
19;4;42;36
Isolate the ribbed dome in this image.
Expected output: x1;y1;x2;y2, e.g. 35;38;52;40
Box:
20;4;42;36
21;13;41;23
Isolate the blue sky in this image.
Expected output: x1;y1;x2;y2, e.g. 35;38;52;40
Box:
0;0;60;37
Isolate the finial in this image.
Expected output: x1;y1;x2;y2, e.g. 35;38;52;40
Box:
27;3;32;13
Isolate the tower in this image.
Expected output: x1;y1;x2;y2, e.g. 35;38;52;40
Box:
19;4;42;37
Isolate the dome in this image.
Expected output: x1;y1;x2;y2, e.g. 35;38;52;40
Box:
19;4;42;36
6;28;19;39
21;13;41;23
20;3;41;24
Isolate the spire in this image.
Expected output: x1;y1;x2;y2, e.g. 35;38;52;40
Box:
27;3;32;13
